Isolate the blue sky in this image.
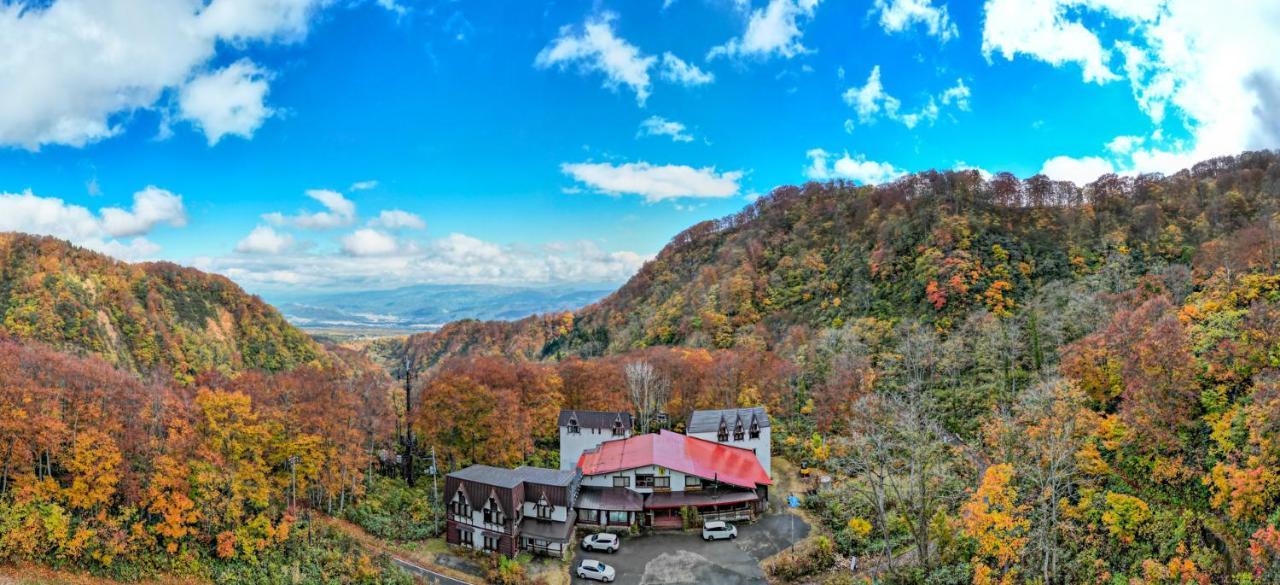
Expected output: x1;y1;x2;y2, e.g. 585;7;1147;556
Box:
0;0;1275;293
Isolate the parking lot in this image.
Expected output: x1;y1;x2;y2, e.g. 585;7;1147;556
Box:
570;512;810;585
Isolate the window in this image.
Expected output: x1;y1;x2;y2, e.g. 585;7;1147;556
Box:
451;490;470;517
654;476;670;489
581;509;600;523
568;417;580;434
635;474;654;488
613;475;630;488
535;495;553;519
685;476;702;490
734;420;745;441
608;511;629;524
484;497;504;525
717;420;729;442
458;529;474;548
749;419;761;439
483;534;499;552
612;418;625;436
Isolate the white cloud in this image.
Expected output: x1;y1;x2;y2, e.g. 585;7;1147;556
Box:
535;13;657;105
873;0;958;42
804;148;907;184
99;186;188;237
659;53;714;86
0;186;185;260
197;235;651;290
341;228;400;256
708;0;822;61
0;0;342;150
637;116;694;142
177;59;274;145
842;66;968;128
264;189;356;229
981;0;1118;84
1105;134;1145;155
562;161;743;203
996;1;1280;176
953;161;994;180
235;225;295;254
843;66;901;121
349;180;379;191
369;209;426;230
1040;155;1115;185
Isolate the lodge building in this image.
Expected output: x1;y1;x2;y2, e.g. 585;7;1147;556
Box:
444;407;772;557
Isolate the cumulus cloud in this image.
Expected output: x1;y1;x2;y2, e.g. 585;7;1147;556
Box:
842;66;969;129
340;228;401;256
0;0;357;150
0;186;186;260
637;116;694;142
708;0;822;61
982;0;1118;84
872;0;957;42
235;225;295;254
1040;155;1115;185
804;148;907;184
659;53;714;86
263;189;356;229
177;59;274;145
197;235;651;290
561;161;743;203
535;13;657;105
997;0;1280;177
369;209;426;230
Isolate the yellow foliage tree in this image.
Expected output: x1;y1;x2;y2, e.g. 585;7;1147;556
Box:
961;464;1029;585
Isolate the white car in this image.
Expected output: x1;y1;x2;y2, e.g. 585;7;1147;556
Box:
582;532;620;553
702;520;738;541
577;559;616;582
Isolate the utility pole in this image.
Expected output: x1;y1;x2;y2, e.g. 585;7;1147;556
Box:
402;354;416;487
430;445;440;530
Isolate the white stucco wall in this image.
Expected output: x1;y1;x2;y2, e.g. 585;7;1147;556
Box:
579;464;696;493
559;426;630;471
688;427;771;477
521;500;570;522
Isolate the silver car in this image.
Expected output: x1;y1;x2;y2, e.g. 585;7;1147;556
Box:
701;520;738;541
577;559;616;582
582;532;620;553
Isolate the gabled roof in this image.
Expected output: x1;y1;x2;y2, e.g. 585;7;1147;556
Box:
448;465;576;488
686;407;769;434
576;430;771;489
558;410;633;430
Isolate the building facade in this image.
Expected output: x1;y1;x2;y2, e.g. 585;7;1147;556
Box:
444;465;580;559
575;429;771;529
557;410;632;471
686;407;772;477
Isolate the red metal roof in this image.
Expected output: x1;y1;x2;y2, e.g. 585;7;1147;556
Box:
576;430;771;489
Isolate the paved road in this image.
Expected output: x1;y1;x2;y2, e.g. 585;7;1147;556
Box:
392;557;474;585
570;512;810;585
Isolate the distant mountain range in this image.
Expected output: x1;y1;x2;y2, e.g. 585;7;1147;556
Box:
265;284;615;333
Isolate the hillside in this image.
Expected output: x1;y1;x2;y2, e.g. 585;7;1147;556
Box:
0;233;326;382
407;150;1280;366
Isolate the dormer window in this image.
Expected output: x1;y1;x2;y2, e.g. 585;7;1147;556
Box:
734;419;745;441
612;416;625;436
451;488;471;517
568;415;580;434
717;419;729;442
749;418;761;439
536;494;553;519
483;496;505;525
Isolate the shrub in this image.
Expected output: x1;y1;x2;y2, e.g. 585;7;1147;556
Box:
344;476;440;541
763;535;837;582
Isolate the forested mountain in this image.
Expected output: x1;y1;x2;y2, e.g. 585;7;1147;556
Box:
408;150;1280;365
402;151;1280;583
0;233;325;382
